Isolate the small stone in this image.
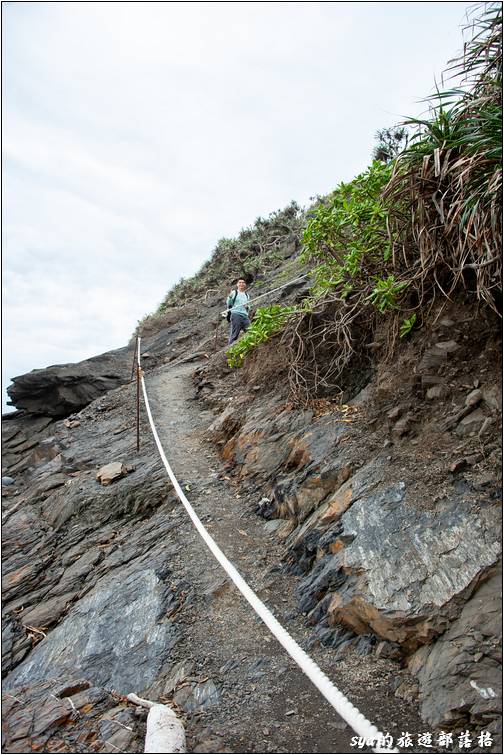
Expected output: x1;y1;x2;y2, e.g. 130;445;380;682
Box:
285;709;297;716
465;389;483;408
394;678;419;703
2;476;15;486
482;386;502;413
387;406;402;421
264;520;284;534
392;413;412;438
478;417;495;438
375;640;402;660
96;462;128;486
426;384;447;400
464;453;483;466
450;459;467;474
456;408;486;437
435;340;459;353
63;419;81;429
203;578;228;602
328;720;348;730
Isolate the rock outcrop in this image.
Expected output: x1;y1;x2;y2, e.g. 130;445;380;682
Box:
200;302;502;734
409;566;502;740
6;347;132;417
2;677;146;753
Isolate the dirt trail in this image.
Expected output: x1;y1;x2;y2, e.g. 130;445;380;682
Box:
146;361;426;754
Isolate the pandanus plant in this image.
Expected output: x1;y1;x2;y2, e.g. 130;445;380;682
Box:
383;2;502;312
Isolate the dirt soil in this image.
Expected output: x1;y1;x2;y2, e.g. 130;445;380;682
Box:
143;360;433;754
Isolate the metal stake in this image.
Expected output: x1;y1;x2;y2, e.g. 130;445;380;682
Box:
136;338;140;453
130;337;138;382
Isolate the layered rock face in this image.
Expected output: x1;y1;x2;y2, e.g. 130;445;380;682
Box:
2;678;146;753
1;367;188;753
410;568;502;734
202;304;502;736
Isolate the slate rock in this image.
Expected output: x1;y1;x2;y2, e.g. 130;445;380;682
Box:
319;485;501;649
465;389;483;408
2;677;143;753
410;568;502;731
21;592;76;629
5;567;178;693
163;659;195;695
456;408;487;437
173;679;220;712
426;384;447;400
7;346;131;417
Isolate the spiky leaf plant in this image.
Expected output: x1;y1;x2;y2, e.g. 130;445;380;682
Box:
384;2;502;311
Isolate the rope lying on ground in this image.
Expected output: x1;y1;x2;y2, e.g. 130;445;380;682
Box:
137;338;398;754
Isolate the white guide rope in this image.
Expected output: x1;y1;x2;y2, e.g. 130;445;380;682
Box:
137;338;398;754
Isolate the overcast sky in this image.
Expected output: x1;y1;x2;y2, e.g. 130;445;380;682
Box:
3;1;473;411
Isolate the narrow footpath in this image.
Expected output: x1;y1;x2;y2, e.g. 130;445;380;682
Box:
146;360;427;754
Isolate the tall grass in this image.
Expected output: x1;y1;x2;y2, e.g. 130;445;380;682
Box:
384;2;502;311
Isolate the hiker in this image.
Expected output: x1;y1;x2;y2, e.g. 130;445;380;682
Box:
226;277;251;345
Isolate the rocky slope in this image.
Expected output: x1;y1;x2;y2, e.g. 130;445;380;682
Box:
2;246;502;753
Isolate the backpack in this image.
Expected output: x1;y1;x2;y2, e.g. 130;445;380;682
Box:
226;290;238;322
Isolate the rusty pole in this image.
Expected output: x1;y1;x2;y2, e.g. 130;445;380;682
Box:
136;336;141;452
130;337;138;382
136;362;140;452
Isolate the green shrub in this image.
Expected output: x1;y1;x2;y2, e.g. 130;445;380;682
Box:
301;161;397;309
226;305;299;367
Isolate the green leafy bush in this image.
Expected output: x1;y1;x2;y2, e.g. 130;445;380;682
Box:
301;161;396;307
226;305;299;367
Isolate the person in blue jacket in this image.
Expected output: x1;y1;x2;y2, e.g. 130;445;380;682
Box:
226;277;251;345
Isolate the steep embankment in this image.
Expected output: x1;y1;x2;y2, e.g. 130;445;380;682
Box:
2;237;502;754
196;295;502;739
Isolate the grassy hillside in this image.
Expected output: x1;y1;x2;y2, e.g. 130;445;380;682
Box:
139;3;502;401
